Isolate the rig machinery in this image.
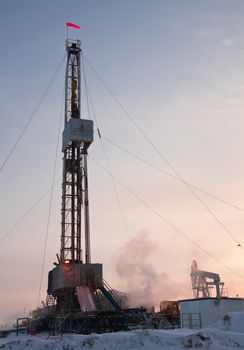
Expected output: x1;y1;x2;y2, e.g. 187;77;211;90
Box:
47;39;123;318
31;38;177;334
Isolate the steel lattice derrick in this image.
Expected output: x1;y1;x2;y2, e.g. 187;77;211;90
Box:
60;40;82;263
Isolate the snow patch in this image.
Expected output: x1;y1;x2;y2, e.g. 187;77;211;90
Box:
216;311;244;333
2;316;244;350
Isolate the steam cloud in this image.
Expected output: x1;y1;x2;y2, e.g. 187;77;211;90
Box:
116;231;184;309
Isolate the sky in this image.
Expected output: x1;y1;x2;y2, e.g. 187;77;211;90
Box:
1;0;244;324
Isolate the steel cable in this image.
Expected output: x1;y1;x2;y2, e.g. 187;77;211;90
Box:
84;55;243;249
36;84;65;307
91;156;244;282
0;177;61;244
82;53;130;237
102;136;244;213
0;54;66;175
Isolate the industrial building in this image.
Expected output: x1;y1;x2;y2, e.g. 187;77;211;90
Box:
179;261;244;328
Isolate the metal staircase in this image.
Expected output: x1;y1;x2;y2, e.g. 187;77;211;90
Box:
99;279;127;311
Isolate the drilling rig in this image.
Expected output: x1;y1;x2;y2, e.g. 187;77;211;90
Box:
30;38;175;334
47;39;123;320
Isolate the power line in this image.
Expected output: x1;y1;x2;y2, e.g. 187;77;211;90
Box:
0;54;66;175
91;156;244;282
84;55;243;249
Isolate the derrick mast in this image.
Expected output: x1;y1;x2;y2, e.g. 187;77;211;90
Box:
47;40;103;314
47;39;124;316
60;39;92;264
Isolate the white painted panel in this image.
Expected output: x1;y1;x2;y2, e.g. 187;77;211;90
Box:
179;298;244;328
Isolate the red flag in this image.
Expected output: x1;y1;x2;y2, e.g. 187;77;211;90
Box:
66;22;80;29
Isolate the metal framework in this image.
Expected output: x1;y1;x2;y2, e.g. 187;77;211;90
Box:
60;39;90;263
46;38;123;319
41;38;182;332
190;260;224;301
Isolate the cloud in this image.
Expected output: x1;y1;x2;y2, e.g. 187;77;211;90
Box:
219;38;236;47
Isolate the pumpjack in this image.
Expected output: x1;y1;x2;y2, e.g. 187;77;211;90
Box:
190;260;225;301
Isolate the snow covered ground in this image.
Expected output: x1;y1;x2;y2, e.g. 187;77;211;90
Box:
1;312;244;349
